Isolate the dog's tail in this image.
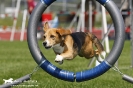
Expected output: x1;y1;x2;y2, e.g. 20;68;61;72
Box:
88;33;104;53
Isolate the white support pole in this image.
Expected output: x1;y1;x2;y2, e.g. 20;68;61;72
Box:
77;11;82;32
81;0;85;32
10;0;21;41
129;0;133;68
0;4;1;17
89;1;92;32
20;9;27;41
101;6;110;53
76;0;86;32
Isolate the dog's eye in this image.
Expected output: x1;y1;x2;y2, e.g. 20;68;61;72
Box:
50;35;55;38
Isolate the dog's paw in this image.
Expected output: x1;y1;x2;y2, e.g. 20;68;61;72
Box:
100;51;106;59
97;51;106;63
58;60;63;65
55;55;64;64
55;55;63;61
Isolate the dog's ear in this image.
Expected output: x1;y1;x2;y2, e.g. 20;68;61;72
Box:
56;28;71;36
43;22;50;32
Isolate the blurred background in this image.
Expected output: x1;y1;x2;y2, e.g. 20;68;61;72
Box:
0;0;132;41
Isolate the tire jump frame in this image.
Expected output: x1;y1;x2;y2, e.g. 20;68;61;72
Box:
0;0;132;88
27;0;125;82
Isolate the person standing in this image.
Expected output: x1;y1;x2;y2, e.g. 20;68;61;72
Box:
27;0;36;14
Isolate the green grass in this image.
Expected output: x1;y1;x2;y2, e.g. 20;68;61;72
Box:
0;14;28;28
0;40;133;88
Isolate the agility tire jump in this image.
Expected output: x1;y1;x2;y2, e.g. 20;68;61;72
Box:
27;0;125;82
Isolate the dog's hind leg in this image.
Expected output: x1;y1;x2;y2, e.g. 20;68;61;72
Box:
88;33;106;57
87;33;104;52
95;49;106;63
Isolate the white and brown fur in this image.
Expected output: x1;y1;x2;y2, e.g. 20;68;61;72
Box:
43;22;106;64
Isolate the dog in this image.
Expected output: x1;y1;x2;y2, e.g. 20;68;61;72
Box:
42;22;106;64
3;78;13;84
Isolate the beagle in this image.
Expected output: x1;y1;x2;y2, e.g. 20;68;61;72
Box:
43;22;106;64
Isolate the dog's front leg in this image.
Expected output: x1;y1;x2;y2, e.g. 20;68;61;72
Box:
55;35;74;64
55;51;74;64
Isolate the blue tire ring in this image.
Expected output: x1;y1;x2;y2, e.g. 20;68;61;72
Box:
27;0;125;82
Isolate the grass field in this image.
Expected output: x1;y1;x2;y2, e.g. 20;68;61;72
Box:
0;14;28;28
0;40;133;88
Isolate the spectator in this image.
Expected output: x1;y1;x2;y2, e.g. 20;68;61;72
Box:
121;0;130;27
27;0;36;14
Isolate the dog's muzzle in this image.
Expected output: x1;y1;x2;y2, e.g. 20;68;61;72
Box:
43;42;52;49
43;41;47;46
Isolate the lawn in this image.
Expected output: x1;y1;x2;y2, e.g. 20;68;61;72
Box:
0;40;133;88
0;14;28;29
